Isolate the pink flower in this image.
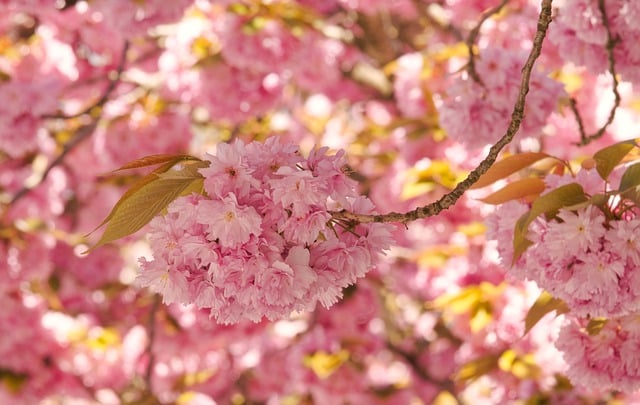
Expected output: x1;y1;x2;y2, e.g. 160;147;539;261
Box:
201;141;258;199
197;194;262;248
137;257;190;305
270;167;328;216
258;260;296;306
218;15;298;73
542;206;606;259
606;218;640;266
487;172;640;318
557;315;640;393
280;210;331;245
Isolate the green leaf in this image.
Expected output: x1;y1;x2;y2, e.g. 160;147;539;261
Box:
471;152;551;189
618;162;640;193
524;291;570;336
478;177;546;204
512;183;588;263
593;139;637;180
85;162;206;252
111;154;201;172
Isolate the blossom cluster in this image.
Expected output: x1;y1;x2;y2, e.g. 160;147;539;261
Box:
488;169;640;318
438;47;565;149
138;138;394;324
486;166;640;392
557;315;640;393
551;0;640;85
5;0;640;402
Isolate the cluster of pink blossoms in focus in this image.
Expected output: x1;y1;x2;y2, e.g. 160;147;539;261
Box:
557;315;640;393
487;166;640;392
488;169;640;318
138;138;394;324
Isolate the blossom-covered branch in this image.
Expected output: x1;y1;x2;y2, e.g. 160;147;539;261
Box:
572;0;622;146
331;0;553;224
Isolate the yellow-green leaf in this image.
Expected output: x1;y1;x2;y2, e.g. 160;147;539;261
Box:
303;350;350;379
593;139;637;180
431;391;459;405
512;183;588;263
586;318;608;336
499;350;539;379
470;302;492;333
178;370;215;389
0;369;28;394
85;327;120;351
432;285;481;313
456;354;500;382
458;221;486;237
89;158;200;236
86;163;205;252
528;183;588;222
524;291;570;336
478;177;546;204
471;152;550;189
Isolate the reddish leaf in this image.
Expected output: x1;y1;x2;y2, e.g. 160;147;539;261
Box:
478;177;546;205
112;154;201;172
471;152;551;189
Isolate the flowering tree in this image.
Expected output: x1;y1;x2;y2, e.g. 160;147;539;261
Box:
2;0;640;403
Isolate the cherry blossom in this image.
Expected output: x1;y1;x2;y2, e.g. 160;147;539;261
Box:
3;0;640;402
138;139;394;323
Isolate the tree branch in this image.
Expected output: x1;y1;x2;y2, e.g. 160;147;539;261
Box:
386;341;461;403
8;40;129;207
573;0;621;146
41;41;131;120
465;0;509;85
331;0;554;224
143;294;161;392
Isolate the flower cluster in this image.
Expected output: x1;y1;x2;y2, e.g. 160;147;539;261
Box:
137;138;394;324
550;0;640;85
557;315;640;393
488;169;640;319
438;48;565;149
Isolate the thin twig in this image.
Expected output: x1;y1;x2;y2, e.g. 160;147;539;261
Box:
574;0;621;146
144;294;161;392
386;342;461;403
465;0;509;85
568;98;586;137
41;41;131;120
331;0;554;224
8;41;129;207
